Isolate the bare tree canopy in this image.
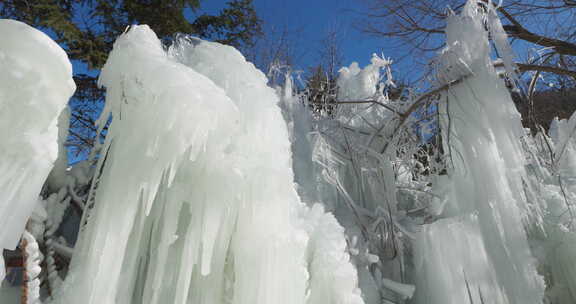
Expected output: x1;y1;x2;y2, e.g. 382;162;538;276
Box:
358;0;576;81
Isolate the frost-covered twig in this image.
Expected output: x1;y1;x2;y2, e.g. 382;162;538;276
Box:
380;76;468;154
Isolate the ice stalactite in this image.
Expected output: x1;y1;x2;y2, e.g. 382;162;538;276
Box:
0;19;75;280
413;1;545;303
55;26;362;304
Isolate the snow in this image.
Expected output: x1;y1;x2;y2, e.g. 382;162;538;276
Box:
0;19;74;280
54;26;362;304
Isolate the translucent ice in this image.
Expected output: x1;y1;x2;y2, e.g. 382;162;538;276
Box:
414;2;545;303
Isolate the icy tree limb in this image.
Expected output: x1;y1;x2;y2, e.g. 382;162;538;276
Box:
516;63;576;79
479;0;576;56
380;76;468;153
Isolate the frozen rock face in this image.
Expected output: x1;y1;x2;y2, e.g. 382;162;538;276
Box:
55;26;362;304
414;2;544;303
0;19;74;258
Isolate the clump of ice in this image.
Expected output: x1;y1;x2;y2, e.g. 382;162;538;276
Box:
0;19;75;280
337;54;394;101
55;25;363;304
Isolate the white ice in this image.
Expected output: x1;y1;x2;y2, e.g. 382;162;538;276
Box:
413;2;545;303
54;26;362;304
0;19;75;281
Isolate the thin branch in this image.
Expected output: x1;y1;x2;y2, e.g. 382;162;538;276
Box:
380;76;468;153
516;63;576;79
336;100;403;116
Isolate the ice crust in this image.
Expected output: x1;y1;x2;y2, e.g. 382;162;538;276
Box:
54;25;363;304
0;19;74;279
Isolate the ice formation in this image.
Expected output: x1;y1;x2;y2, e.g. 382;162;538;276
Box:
296;53;414;303
337;54;394;101
413;2;544;303
5;1;576;302
0;19;75;279
54;26;362;304
527;114;576;303
296;1;574;303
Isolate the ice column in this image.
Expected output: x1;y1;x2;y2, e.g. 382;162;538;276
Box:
413;2;545;303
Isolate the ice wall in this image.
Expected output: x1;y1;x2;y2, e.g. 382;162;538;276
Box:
413;2;544;303
0;19;75;278
55;26;362;304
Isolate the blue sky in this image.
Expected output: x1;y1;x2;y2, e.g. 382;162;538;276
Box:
194;0;556;86
65;0;399;162
65;0;554;87
68;0;419;83
198;0;401;72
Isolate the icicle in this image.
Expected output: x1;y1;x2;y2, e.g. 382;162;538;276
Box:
485;0;519;85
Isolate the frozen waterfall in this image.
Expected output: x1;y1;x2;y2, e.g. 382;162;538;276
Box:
53;25;363;304
0;19;75;280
